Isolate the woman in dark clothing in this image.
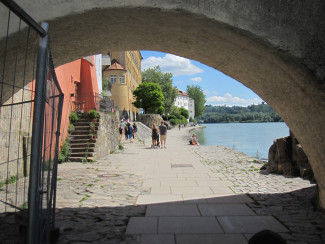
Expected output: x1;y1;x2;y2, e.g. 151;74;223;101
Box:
151;124;159;148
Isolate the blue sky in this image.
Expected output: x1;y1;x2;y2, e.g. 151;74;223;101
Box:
141;50;263;107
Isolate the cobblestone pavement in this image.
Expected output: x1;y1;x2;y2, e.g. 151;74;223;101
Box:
191;145;325;244
52;127;325;244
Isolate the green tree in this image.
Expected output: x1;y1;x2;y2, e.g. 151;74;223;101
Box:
179;107;189;119
186;85;206;118
142;66;178;115
132;82;164;114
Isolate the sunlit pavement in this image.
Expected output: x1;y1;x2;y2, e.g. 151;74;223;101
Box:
55;127;324;244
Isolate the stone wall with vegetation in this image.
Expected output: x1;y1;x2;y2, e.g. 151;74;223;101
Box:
138;114;163;129
0;88;32;182
95;112;119;160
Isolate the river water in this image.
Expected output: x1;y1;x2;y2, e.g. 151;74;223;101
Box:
194;122;289;160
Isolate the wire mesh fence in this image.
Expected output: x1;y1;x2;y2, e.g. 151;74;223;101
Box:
0;1;63;243
0;1;38;215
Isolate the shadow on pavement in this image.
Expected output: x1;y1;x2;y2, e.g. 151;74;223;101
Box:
1;185;324;243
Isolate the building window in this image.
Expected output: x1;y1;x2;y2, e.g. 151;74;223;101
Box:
110;75;116;84
120;75;125;84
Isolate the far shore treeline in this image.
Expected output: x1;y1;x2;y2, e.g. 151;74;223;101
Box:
199;103;283;123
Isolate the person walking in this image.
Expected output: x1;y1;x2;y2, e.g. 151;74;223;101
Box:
127;123;133;143
119;125;123;142
159;121;167;149
132;122;137;139
151;124;159;148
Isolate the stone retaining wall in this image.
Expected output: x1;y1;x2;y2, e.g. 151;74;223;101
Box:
138;114;163;129
95;112;119;160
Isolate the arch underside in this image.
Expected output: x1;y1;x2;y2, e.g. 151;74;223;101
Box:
1;6;325;208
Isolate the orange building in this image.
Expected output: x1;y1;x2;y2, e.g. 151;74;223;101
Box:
55;56;99;145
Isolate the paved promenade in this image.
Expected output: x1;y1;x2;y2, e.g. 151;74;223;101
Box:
55;127;325;244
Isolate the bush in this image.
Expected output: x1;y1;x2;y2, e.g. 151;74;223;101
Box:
68;123;75;132
169;118;179;125
58;141;70;163
88;110;99;119
189;117;196;123
69;112;79;124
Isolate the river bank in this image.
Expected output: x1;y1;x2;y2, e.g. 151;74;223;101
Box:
50;126;324;244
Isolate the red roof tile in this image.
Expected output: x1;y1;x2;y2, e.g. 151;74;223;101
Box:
103;60;126;71
177;90;189;97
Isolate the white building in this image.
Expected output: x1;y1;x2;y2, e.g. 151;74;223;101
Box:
174;90;195;120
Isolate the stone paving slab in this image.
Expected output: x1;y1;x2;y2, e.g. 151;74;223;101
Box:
204;194;253;203
210;185;235;194
161;180;198;187
146;203;201;216
126;217;158;234
140;234;175;244
136;194;183;205
218;215;289;233
176;234;248;244
171;186;214;194
150;186;171;194
158;217;224;234
196;179;233;187
182;194;208;203
198;203;256;216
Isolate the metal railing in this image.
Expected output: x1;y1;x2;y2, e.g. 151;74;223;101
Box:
71;92;115;114
0;1;63;243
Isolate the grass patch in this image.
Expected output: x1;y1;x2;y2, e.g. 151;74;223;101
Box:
87;183;94;187
79;194;91;202
1;175;19;188
19;201;28;210
118;144;124;150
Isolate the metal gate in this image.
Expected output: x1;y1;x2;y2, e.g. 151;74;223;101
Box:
0;0;63;243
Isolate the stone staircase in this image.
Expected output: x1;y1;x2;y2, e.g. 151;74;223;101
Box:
68;114;99;162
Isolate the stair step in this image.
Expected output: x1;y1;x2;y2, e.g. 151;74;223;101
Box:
71;148;95;153
67;113;100;162
70;143;95;148
70;131;93;135
69;157;94;162
70;152;94;157
70;135;93;140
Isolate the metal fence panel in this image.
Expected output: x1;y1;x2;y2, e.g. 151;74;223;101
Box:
0;1;63;243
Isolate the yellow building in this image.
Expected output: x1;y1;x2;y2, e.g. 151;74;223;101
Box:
102;51;142;121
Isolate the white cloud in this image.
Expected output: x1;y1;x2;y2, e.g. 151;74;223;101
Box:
190;77;202;82
204;90;218;95
206;93;263;107
142;54;203;76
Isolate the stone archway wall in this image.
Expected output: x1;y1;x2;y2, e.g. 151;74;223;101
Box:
1;1;324;208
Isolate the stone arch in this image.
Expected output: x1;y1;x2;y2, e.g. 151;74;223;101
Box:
1;1;324;208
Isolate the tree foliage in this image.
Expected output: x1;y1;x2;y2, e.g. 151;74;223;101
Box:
132;82;165;114
179;107;189;119
200;103;283;123
142;66;178;115
186;85;206;118
166;106;188;125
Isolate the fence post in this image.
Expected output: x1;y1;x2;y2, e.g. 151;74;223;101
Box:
28;22;49;244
